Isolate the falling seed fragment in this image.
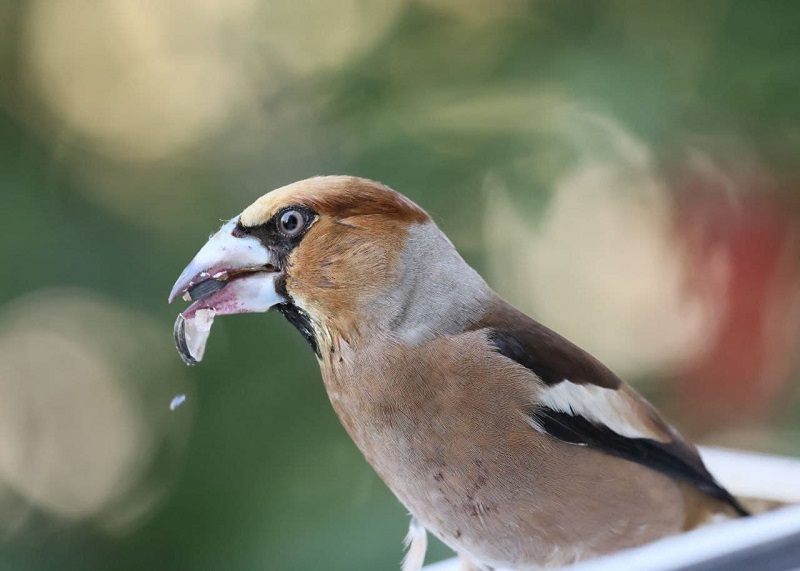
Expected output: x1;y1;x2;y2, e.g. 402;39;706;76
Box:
170;394;187;410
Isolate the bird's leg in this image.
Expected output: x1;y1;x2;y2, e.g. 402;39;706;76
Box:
401;516;428;571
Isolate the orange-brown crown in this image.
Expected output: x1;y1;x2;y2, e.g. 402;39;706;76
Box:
240;176;429;228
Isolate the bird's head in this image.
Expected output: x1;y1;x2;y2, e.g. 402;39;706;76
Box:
169;176;486;365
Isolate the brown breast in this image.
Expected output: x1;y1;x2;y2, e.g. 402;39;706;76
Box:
319;331;689;568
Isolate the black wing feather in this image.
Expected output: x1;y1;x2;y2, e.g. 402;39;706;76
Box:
528;406;749;517
475;300;749;517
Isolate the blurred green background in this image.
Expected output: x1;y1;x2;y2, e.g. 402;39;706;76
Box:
1;1;799;569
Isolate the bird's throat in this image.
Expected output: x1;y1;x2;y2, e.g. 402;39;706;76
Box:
275;302;321;358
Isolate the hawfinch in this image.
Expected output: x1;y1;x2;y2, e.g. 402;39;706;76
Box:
169;176;748;570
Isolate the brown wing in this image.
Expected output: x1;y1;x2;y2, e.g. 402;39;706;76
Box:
473;299;749;516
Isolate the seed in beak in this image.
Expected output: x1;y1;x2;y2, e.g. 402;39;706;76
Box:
185;278;227;302
174;309;217;365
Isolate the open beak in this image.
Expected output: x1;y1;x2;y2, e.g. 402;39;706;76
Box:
169;219;285;364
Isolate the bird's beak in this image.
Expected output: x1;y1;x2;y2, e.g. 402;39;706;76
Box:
168;218;285;364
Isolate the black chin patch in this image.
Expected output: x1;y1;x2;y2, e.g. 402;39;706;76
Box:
276;303;320;358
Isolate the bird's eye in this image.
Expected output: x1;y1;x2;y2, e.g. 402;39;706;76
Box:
278;209;305;236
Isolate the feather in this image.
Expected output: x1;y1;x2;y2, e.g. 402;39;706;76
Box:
527;404;749;516
534;382;654;440
401;516;428;571
478;299;749;516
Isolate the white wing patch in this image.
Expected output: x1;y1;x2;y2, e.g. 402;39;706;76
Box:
402;516;428;571
534;381;653;440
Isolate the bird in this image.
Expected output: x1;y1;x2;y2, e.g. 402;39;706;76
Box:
168;176;748;571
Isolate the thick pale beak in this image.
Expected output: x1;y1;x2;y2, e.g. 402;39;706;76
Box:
169;218;285;364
